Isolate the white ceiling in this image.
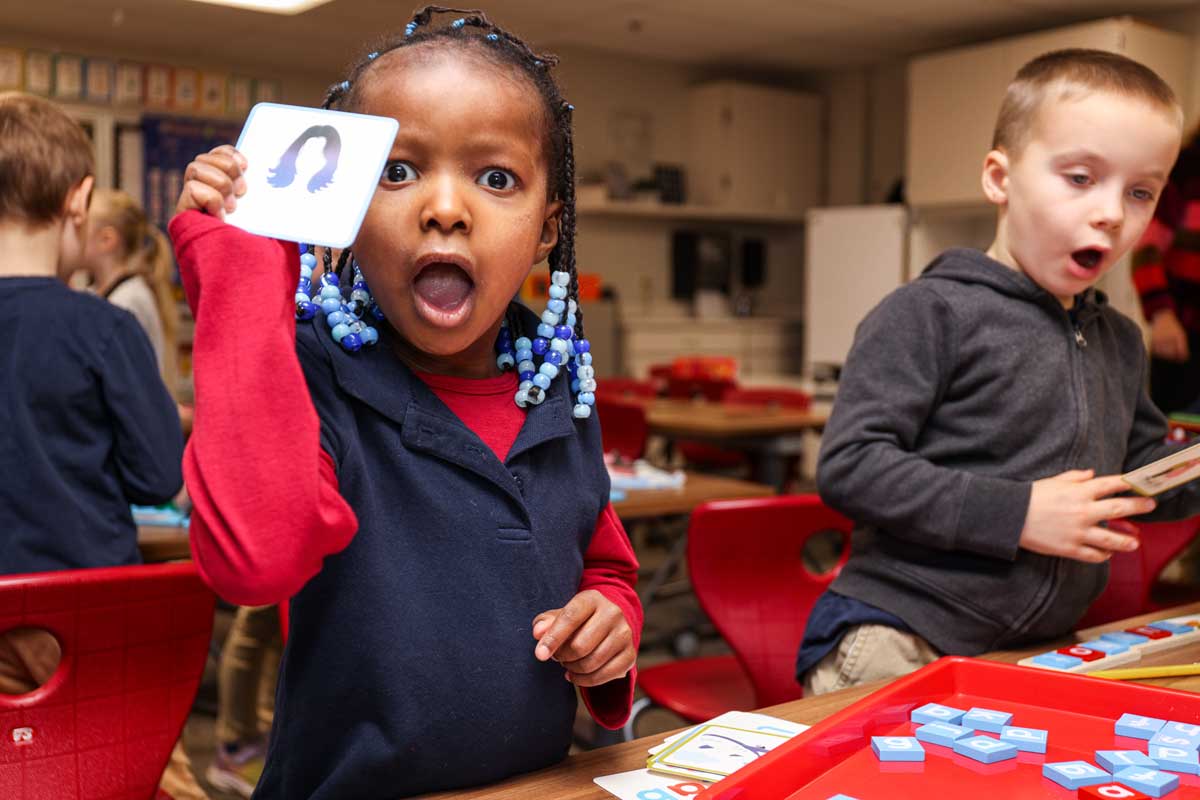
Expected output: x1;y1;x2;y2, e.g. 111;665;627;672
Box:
0;0;1195;79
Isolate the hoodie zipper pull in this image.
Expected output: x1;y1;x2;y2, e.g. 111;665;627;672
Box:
1074;326;1087;348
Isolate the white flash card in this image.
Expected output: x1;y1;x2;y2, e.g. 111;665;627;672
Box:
224;102;397;248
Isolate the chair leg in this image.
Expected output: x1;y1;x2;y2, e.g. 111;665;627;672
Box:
622;695;655;742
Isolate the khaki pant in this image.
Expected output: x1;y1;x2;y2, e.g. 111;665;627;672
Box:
802;624;941;696
0;628;208;800
216;605;281;745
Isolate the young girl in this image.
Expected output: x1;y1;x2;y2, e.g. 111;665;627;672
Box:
170;7;641;798
81;189;180;398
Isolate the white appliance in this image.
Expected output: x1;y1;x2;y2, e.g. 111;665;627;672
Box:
804;204;909;377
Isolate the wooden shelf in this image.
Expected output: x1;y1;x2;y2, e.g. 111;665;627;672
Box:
574;198;805;226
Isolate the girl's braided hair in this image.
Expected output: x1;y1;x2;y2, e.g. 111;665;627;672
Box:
321;5;582;343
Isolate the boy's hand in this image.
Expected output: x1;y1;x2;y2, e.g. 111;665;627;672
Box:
1019;469;1154;563
532;590;635;688
1150;309;1189;363
176;145;248;220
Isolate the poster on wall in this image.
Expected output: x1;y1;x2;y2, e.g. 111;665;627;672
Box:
174;68;199;111
0;48;22;91
53;54;84;101
115;62;143;105
228;76;253;116
85;58;113;103
24;51;52;96
145;65;172;108
253;79;280;104
141;115;243;231
200;72;227;115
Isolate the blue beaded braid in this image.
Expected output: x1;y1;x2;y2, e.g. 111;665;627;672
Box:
495;270;596;418
294;245;380;352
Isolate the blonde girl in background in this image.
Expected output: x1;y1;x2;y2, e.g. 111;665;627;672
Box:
81;189;181;398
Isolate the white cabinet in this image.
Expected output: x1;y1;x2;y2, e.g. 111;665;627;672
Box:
687;81;823;215
908;17;1193;208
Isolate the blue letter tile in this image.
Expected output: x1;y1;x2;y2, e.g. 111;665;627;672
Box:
1096;750;1158;773
1031;652;1083;670
871;736;925;762
1000;726;1048;754
953;735;1018;764
962;707;1013;733
1101;632;1150;647
914;721;973;747
1115;713;1168;740
1043;761;1111;790
1115;767;1181;797
1149;744;1200;775
910;702;966;725
1081;638;1131;655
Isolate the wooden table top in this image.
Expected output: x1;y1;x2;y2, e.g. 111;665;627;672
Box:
612;472;775;520
137;525;191;563
426;601;1200;799
136;472;775;562
641;398;828;440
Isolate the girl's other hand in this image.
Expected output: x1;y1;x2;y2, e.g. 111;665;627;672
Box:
176;145;249;220
1151;309;1190;363
532;590;635;688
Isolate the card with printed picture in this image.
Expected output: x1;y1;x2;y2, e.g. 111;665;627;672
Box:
223;102;397;248
652;724;791;778
1122;441;1200;496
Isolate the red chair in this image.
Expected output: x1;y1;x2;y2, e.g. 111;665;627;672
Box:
1078;516;1200;628
597;397;650;462
624;495;851;739
0;563;216;799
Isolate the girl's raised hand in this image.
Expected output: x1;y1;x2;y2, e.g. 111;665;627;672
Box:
176;145;248;220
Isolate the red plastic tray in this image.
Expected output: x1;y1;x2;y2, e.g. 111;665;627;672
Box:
700;656;1200;799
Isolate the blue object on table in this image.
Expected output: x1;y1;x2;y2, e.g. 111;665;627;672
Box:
871;736;925;762
910;702;966;725
1042;761;1111;790
953;735;1018;764
1115;713;1167;740
1095;750;1157;773
1000;725;1047;753
962;707;1012;733
1030;652;1082;670
131;505;189;527
914;721;972;747
1114;766;1181;797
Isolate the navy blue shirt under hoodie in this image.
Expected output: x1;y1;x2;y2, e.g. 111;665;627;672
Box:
254;309;611;799
0;277;183;575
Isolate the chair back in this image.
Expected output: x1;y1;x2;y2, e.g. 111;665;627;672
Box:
686;495;851;707
0;563;215;799
1079;516;1200;628
596;377;658;400
666;376;737;402
597;397;650;462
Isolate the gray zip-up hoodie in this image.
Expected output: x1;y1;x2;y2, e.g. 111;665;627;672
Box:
819;247;1200;656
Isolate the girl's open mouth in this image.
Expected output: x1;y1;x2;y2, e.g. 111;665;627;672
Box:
413;262;474;312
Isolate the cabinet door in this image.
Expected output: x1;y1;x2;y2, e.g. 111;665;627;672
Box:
688;82;822;214
908;18;1192;209
907;44;1007;208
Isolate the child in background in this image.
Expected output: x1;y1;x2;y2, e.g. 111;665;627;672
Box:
797;49;1200;695
170;7;640;798
79;188;181;399
0;92;193;794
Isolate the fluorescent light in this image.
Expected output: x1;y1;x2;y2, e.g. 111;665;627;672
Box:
185;0;335;14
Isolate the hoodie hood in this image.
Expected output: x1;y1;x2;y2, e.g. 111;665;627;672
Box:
920;247;1108;322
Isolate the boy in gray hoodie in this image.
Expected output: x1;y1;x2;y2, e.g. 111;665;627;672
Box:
798;48;1195;695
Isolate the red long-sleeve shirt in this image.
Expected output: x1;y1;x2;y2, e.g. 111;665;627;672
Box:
169;209;640;727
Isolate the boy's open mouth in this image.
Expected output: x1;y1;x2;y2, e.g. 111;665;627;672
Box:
1071;248;1103;270
413;262;474;312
